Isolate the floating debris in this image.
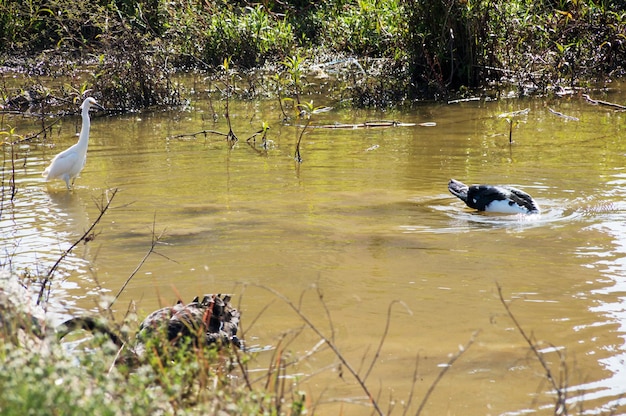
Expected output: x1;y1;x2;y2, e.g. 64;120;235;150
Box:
309;120;417;129
548;108;579;121
498;108;530;119
447;97;481;104
583;94;626;111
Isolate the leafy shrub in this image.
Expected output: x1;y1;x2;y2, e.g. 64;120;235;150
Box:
202;5;295;68
317;0;404;57
0;338;165;415
2;0;626;104
92;33;182;111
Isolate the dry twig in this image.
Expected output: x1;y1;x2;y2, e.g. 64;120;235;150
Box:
108;213;171;309
496;283;568;415
363;300;412;382
38;188;118;305
256;284;385;415
415;330;479;416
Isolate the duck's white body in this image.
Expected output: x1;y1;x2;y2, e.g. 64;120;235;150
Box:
448;178;540;214
43;97;104;189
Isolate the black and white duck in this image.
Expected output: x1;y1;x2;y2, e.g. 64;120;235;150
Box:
448;178;540;214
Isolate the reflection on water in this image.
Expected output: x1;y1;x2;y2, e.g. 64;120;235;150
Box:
3;90;626;413
578;200;626;412
0;184;95;321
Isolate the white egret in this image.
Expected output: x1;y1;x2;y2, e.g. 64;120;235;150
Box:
42;97;104;189
448;178;540;214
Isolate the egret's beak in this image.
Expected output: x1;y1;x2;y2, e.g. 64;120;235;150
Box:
92;102;105;112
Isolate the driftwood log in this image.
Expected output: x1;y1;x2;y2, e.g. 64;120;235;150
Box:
56;294;242;355
137;294;241;349
1;269;242;356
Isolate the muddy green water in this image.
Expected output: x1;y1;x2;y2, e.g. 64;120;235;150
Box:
3;88;626;414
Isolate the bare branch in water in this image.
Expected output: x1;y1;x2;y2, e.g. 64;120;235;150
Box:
415;330;479;416
38;188;118;306
1;140;18;209
363;299;412;383
316;286;336;344
496;283;567;415
294;118;309;163
255;284;385;416
108;213;171;309
241;298;276;336
12;117;62;144
167;129;228;140
402;352;421;416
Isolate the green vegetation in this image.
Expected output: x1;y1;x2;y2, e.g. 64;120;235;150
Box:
0;320;292;415
0;0;625;109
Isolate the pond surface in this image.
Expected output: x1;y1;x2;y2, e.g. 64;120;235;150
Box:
3;83;626;415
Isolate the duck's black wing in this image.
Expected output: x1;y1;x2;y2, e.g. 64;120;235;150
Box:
503;186;540;213
467;185;539;213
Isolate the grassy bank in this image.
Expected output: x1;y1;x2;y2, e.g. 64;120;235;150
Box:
0;312;298;416
0;0;625;109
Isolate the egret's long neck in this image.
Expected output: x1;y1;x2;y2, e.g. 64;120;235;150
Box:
76;106;91;151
